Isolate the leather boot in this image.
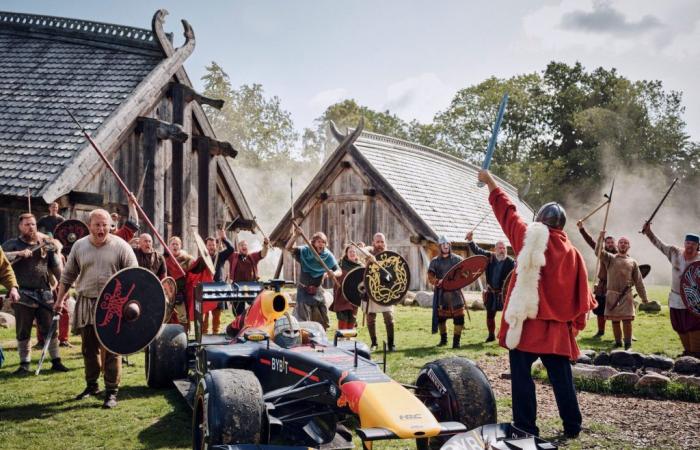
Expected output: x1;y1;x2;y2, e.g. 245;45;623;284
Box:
368;319;378;350
51;358;70;372
437;333;448;347
386;322;396;352
452;334;461;349
103;390;118;409
76;383;101;400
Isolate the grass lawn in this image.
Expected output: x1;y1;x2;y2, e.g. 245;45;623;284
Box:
0;285;682;449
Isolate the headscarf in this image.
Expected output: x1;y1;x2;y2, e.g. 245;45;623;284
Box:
300;245;338;278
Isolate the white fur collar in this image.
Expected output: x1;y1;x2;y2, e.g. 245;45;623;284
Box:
504;222;549;349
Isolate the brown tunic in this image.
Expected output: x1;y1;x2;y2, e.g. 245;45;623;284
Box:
599;250;648;320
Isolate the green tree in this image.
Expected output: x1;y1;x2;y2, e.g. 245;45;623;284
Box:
201;62;298;164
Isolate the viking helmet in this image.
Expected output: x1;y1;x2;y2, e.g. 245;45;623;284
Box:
274;312;301;348
438;235;450;245
535;202;566;230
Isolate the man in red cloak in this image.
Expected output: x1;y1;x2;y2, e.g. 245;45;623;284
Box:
478;169;596;440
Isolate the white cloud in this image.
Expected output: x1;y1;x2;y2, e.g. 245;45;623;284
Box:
521;0;700;56
383;73;453;124
308;87;348;114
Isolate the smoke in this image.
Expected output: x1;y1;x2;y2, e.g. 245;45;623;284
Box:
231;160;320;278
564;151;699;287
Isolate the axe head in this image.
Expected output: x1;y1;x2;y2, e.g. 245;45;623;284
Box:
226;217;257;232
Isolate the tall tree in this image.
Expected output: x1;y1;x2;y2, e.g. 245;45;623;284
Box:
201;62;298;164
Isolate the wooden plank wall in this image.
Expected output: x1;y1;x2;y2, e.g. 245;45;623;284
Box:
281;159;429;290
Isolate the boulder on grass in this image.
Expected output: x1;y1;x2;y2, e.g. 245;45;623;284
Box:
414;291;433;308
0;311;15;329
635;372;670;394
571;363;618;381
609;372;640;392
673;375;700;389
593;351;610;366
610;350;643;369
577;354;593;365
639;300;661;312
673;356;700;376
402;291;417;306
642;354;674;371
470;298;486;311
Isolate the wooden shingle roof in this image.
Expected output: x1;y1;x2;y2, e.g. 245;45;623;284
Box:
0;11;162;197
352;131;534;246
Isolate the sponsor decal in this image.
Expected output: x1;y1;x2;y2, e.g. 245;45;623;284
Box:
399;413;422;420
427;368;447;395
271;357;289;374
441;431;484;450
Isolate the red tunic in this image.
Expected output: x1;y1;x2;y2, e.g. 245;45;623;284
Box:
490;188;596;360
185;257;216;321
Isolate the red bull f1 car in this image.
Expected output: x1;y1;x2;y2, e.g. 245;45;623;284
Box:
144;279;556;450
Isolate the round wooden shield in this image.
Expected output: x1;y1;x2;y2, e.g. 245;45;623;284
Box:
681;260;700;317
442;255;489;291
95;267;167;355
53;219;88;256
341;266;366;307
192;232;215;275
364;251;410;306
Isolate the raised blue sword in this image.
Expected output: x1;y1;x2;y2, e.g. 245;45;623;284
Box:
477;92;509;187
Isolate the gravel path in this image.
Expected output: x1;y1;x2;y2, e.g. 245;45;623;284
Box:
477;356;700;449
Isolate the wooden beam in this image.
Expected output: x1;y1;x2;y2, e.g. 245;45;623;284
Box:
192;135;237;158
168;82;224;109
42;12;196;203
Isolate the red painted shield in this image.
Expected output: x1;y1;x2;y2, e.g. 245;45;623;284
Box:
53;219;88;256
95;267;167;355
441;255;488;291
681;260;700;317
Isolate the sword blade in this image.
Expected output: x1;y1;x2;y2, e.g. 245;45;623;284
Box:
35;314;59;375
480;93;509;171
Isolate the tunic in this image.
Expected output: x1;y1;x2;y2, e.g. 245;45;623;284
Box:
134;248;167;279
599;250;647;321
37;214;65;234
0;247;18;290
647;232;700;333
229;251;264;282
60;234;138;329
467;241;515;312
291;246;339;306
490;187;595;360
2;237;60;308
428;253;466;315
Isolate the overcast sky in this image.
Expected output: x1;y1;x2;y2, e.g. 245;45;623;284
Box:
5;0;700;140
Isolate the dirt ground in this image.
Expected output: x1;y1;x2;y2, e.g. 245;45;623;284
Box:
477;356;700;449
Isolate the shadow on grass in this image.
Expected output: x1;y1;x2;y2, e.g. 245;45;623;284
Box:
137;388;191;449
0;398;96;423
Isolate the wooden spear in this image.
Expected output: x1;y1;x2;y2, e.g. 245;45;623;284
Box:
65;108;185;278
595;178;615;275
578;199;609;224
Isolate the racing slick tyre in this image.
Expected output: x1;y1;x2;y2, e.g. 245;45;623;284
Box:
193;369;267;450
145;324;187;388
415;357;497;450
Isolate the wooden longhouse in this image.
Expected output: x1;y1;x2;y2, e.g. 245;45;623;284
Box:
270;123;534;291
0;10;254;250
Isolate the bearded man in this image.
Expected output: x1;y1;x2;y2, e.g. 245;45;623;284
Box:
134;233;166;279
466;231;515;342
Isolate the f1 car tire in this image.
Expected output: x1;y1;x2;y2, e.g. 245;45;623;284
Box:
193;369;267;450
145;324;187;388
415;357;497;450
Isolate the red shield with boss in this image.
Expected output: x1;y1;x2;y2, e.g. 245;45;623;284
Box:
441;255;488;291
681;261;700;317
95;267;167;355
53;219;89;256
